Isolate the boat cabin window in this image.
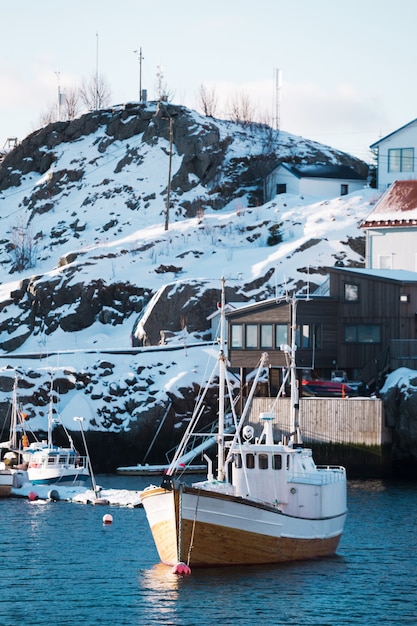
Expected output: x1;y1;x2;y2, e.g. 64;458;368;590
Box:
259;454;268;469
59;455;67;464
234;453;242;469
246;453;255;469
273;454;282;470
48;456;56;465
287;455;290;470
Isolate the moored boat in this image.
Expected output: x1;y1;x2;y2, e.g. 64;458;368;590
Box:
0;465;13;497
25;377;90;486
141;280;348;568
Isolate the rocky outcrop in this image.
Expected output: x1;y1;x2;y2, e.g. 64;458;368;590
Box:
0;275;150;352
381;373;417;475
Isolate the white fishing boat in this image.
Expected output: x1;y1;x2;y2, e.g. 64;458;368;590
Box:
0;466;13;497
24;377;90;487
141;280;348;568
0;375;31;492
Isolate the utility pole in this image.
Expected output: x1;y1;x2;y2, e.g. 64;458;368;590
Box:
95;32;99;109
55;70;61;121
164;117;173;231
273;68;282;131
134;47;144;101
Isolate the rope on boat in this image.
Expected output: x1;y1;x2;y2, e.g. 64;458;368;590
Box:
187;490;200;567
178;484;183;562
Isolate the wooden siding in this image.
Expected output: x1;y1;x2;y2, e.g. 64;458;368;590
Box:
391;339;417;369
249;397;390;446
227;298;338;369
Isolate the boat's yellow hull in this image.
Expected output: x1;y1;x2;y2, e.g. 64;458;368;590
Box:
141;485;346;567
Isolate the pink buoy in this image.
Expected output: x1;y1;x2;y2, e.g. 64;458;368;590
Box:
28;491;38;501
172;562;192;576
103;514;113;525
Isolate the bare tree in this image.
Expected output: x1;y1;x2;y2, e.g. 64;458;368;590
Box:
63;86;81;119
10;216;38;271
227;89;256;125
39;104;57;127
80;73;112;110
197;84;218;117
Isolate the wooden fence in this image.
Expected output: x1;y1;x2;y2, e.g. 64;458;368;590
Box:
249;397;390;447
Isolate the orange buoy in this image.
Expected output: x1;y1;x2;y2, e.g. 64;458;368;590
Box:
28;491;38;501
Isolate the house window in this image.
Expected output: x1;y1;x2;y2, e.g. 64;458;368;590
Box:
379;254;392;269
296;324;322;349
344;324;381;343
276;324;288;348
341;184;348;196
276;183;287;194
260;324;273;348
231;324;243;348
245;324;258;348
400;294;410;303
388;148;414;173
344;283;359;302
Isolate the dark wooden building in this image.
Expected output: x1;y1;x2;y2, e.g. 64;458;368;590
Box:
226;268;417;390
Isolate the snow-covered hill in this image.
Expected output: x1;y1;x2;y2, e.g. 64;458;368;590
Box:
0;102;378;469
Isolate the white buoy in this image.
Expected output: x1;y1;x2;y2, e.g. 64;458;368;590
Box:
103;513;113;525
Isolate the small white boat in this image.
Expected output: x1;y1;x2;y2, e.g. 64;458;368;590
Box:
117;462;207;476
25;378;90;486
0;465;13;497
141;280;348;568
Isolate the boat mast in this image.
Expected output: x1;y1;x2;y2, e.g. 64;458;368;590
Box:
10;376;18;449
47;375;54;449
289;297;302;446
217;277;226;481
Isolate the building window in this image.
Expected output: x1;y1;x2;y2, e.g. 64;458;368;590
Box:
276;324;288;348
388;147;414;173
341;184;348;196
276;183;287;194
344;324;381;343
231;324;243;348
379;254;392;269
260;324;273;348
344;283;359;301
296;324;322;349
400;294;410;303
245;324;258;348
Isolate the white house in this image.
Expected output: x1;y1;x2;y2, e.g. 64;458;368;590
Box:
360;179;417;271
371;119;417;190
264;163;367;201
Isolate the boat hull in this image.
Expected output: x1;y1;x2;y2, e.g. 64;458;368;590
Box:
141;485;347;567
117;464;207;476
0;471;13;497
28;468;90;486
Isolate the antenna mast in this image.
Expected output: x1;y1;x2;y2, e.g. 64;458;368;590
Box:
134;47;144;101
273;68;282;131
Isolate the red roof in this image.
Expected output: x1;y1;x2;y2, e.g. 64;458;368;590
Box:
360;180;417;228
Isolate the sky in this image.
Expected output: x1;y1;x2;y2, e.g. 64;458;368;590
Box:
1;0;417;162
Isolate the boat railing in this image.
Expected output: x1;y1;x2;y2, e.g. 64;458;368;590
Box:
289;466;346;485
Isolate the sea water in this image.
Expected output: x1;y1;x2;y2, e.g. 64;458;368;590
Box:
1;476;416;626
